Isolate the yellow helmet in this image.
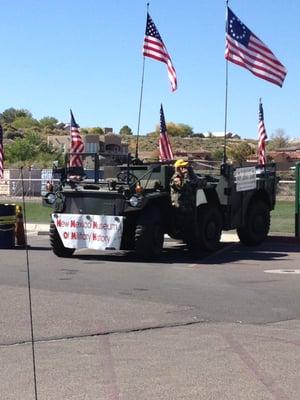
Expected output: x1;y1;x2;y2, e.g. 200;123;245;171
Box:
174;159;189;168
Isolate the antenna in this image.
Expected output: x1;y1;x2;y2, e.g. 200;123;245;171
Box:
135;57;145;160
222;0;230;175
135;2;149;161
223;0;229;165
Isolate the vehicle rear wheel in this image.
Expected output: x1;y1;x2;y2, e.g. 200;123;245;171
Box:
197;205;222;252
237;200;270;246
49;222;75;257
135;209;164;259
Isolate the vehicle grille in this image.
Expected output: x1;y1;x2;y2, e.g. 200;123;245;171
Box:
64;193;125;216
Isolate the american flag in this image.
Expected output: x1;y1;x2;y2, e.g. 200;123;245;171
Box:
143;13;177;91
258;99;267;165
159;104;173;161
225;7;287;87
0;125;3;179
70;110;84;168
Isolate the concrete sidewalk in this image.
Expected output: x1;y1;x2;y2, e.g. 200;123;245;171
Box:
26;223;49;236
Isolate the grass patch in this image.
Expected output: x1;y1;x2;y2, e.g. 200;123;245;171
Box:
271;200;295;234
23;201;53;223
2;199;52;224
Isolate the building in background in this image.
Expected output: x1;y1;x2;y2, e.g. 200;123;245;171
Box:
47;130;129;165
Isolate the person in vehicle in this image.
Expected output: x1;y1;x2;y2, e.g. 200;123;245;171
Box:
45;180;54;192
170;159;199;210
170;159;199;249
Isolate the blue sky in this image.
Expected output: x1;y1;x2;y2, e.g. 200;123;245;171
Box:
0;0;299;139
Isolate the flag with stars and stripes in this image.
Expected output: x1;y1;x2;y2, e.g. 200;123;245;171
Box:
0;124;3;179
159;104;173;161
70;110;84;168
225;7;287;87
258;100;268;165
143;12;177;91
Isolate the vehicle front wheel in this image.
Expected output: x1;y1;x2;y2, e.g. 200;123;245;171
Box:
49;222;75;257
135;209;164;259
237;200;270;246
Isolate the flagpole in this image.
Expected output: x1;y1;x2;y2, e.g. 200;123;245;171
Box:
223;0;229;166
258;97;261;165
135;55;146;160
223;59;229;164
135;2;150;161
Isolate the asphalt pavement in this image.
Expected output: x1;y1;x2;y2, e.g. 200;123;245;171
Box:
1;229;300;400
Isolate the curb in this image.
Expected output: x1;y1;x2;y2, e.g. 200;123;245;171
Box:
25;223;49;236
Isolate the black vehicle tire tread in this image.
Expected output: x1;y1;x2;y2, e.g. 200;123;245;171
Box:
197;205;222;252
120;221;136;250
49;221;75;257
237;200;270;246
135;208;164;259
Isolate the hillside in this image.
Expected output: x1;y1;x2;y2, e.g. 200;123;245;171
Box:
127;135;257;161
1;107;297;169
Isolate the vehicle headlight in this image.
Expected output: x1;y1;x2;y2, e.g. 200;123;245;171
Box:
129;195;141;207
45;192;57;205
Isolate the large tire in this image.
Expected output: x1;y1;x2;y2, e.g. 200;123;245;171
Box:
237;200;270;246
120;221;135;250
135;209;164;259
197;205;222;252
49;222;75;257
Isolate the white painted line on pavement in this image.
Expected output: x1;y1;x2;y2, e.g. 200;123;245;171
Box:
264;269;300;274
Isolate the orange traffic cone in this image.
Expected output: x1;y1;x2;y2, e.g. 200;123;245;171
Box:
15;205;26;247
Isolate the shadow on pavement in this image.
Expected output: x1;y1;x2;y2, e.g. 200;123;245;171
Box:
203;241;299;265
73;243;225;265
16;238;299;266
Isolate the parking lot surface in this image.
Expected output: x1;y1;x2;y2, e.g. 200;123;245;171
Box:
0;234;299;399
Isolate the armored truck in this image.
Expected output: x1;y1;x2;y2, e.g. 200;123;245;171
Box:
45;155;277;259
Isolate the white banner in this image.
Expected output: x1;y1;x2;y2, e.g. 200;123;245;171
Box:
52;213;124;250
234;167;256;192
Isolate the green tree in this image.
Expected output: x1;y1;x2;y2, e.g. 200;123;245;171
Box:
12;116;40;130
5;131;63;167
155;122;193;137
268;129;289;150
0;108;32;124
90;127;104;135
39;116;58;128
119;125;133;136
228;142;254;166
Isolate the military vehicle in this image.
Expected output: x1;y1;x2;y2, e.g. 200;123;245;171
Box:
44;154;277;259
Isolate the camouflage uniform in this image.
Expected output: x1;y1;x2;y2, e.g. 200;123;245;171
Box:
170;167;199;248
170;173;194;211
